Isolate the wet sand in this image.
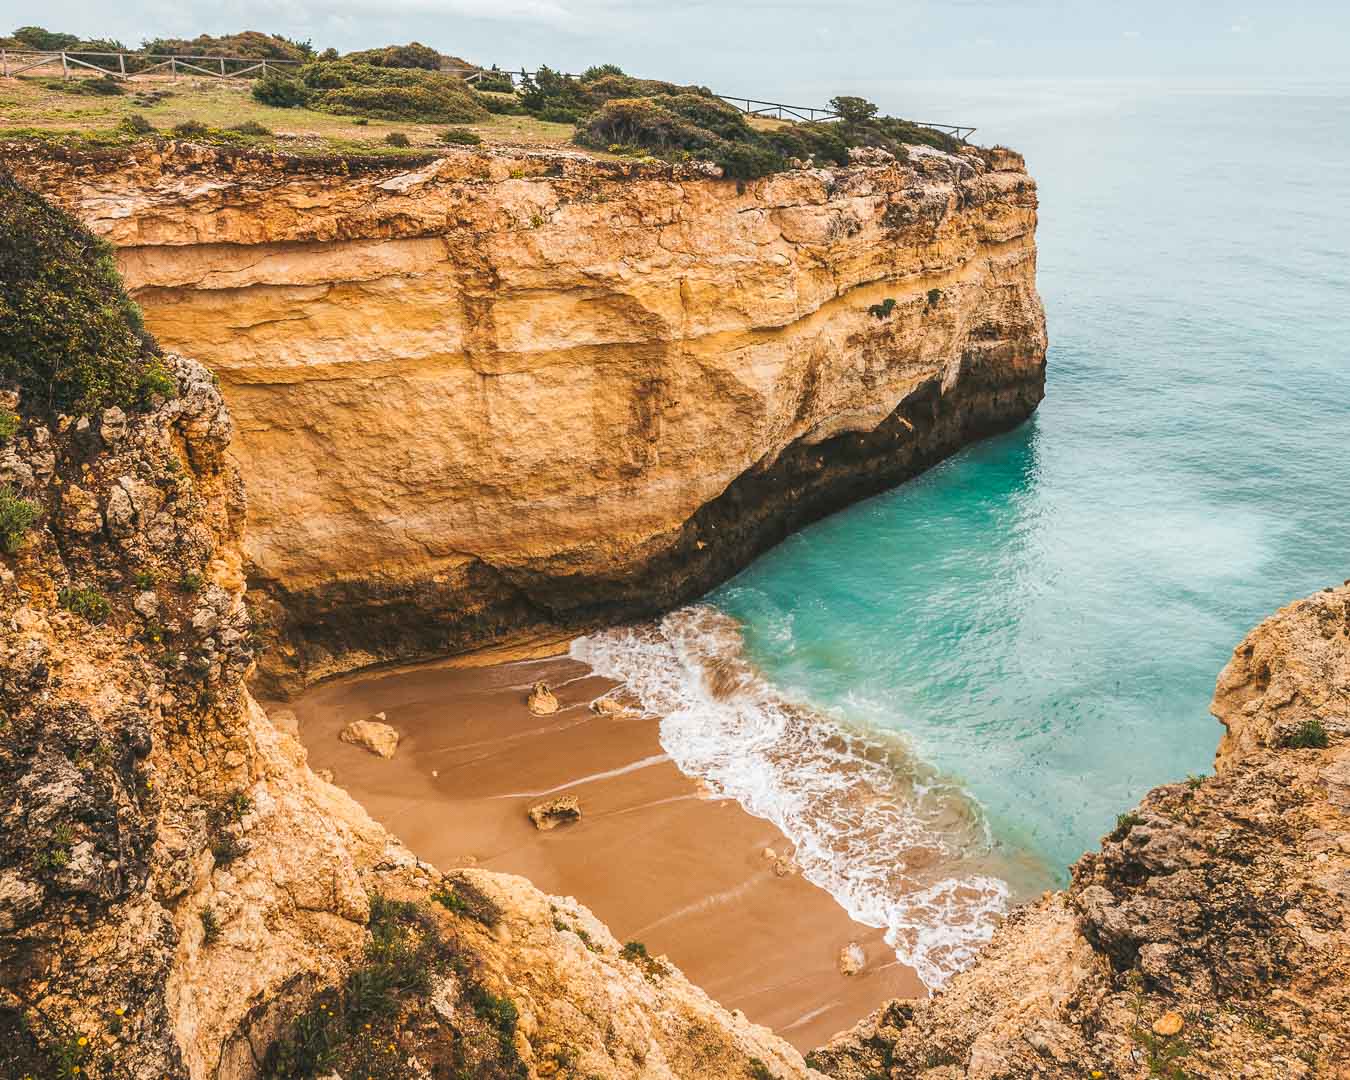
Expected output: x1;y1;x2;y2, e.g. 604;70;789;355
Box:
287;651;924;1051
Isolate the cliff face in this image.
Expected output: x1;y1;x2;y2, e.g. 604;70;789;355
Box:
10;142;1046;693
0;354;814;1079
813;585;1350;1080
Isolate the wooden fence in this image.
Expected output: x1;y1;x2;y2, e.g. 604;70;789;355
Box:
0;49;300;80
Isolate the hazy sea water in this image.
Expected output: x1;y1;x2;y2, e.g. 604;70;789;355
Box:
578;80;1350;986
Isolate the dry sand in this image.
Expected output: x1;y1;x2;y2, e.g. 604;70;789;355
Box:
288;651;924;1050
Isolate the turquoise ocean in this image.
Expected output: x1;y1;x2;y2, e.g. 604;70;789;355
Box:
575;81;1350;989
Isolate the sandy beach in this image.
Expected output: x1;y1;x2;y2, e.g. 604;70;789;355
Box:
285;649;924;1051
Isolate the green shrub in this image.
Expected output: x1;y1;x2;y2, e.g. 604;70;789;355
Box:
830;95;879;124
178;570;203;593
251;72;309;108
171;119;210;139
343;42;442;69
383;131;410;147
1282;719;1329;749
869;298;897;319
927;287;943;308
317;83;486;122
13;25;80;50
474;68;515;94
439;126;482;145
581;63;625;81
119;113;155;136
201;907;222;945
0;170;169;414
0;485;40;553
59;585;111;623
229;119;272;136
476;91;523;115
142;31;312;62
0;408;18;442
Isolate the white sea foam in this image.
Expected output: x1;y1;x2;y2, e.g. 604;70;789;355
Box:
571;604;1010;990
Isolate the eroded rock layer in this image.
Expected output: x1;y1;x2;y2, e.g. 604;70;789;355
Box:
10;143;1046;693
812;584;1350;1080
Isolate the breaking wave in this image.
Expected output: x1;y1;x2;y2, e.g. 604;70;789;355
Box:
571;604;1011;989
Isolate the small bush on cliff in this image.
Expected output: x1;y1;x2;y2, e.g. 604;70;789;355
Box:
59;585;112;623
0;485;40;553
0;169;169;415
1282;718;1329;749
0;408;18;442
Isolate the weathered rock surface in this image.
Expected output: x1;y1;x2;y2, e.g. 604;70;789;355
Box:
527;795;582;831
526;681;560;716
811;584;1350;1079
337;716;400;758
0;351;815;1078
9;143;1047;695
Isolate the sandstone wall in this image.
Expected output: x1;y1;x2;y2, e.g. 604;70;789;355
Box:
11;143;1046;692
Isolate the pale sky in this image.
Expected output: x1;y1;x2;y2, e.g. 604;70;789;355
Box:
2;0;1347;105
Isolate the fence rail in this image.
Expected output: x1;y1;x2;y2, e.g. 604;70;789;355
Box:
0;49;301;80
0;52;976;142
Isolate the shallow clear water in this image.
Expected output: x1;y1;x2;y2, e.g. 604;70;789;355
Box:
579;80;1350;986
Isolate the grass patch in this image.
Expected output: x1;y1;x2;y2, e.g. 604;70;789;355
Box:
58;585;111;623
1110;812;1145;842
0;484;41;553
431;876;502;927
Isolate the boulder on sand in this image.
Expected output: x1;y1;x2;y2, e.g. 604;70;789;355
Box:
528;795;581;830
339;713;400;759
839;942;866;976
527;681;560;715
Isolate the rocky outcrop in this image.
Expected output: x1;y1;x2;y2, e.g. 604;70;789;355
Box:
0;349;814;1077
811;584;1350;1079
8;142;1047;694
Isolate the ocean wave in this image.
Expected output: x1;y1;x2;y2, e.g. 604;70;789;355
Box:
571;604;1010;990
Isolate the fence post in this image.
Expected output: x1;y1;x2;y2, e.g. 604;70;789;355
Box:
1;50;7;78
170;57;177;80
118;52;125;76
261;58;267;76
62;51;69;79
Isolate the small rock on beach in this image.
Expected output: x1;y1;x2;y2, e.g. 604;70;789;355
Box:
528;794;582;830
339;715;400;759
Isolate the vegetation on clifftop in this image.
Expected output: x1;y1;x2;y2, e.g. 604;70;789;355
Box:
1;24;968;177
0;168;174;414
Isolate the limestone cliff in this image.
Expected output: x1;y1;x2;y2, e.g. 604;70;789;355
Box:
8;142;1046;693
812;585;1350;1080
0;353;814;1078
